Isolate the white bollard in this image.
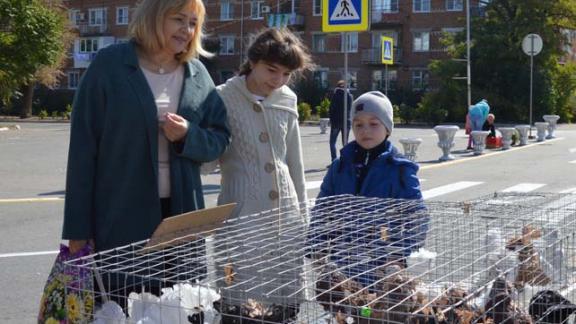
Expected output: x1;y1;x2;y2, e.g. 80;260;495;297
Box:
534;122;548;142
515;125;531;146
399;138;423;162
470;131;490;155
318;118;329;134
433;125;459;161
498;127;516;150
542;115;560;139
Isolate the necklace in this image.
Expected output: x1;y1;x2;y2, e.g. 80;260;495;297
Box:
139;49;174;74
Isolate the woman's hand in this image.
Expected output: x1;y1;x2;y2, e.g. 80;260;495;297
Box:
162;113;189;142
68;239;94;254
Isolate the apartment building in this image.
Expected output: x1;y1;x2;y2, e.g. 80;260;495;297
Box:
203;0;484;95
62;0;133;90
61;0;482;95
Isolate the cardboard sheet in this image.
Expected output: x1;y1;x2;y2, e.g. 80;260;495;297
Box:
142;203;237;251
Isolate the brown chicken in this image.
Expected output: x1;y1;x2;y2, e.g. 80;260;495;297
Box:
506;225;551;289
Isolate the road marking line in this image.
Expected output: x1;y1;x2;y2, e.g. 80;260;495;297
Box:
560;188;576;194
0;197;64;204
501;183;546;193
420;137;565;171
569;160;576;164
569;148;576;153
422;181;483;200
0;250;59;258
306;180;323;190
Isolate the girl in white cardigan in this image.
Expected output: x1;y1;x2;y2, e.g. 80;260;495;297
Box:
215;28;314;309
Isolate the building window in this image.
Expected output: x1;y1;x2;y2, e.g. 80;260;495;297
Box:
116;7;129;25
79;38;99;53
312;34;326;52
313;69;329;88
219;70;235;84
68;71;80;89
446;0;463;11
88;8;107;26
250;1;264;19
313;0;322;16
413;0;431;12
219;36;235;55
413;31;430;51
220;1;234;20
372;70;397;90
68;9;81;26
412;70;429;90
373;0;399;13
116;38;129;44
341;32;358;53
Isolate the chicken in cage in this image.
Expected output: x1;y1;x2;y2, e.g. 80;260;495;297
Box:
64;193;576;323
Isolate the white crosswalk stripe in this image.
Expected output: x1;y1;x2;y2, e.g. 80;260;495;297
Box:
305;180;323;190
422;181;483;200
560;187;576;194
501;183;546;192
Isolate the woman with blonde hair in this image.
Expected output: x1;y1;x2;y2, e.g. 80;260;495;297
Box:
63;0;229;255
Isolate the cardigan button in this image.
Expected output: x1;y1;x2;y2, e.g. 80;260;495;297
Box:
268;190;279;200
264;162;275;173
259;132;270;143
253;103;263;112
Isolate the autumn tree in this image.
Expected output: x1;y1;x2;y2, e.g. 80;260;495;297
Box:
420;0;576;123
0;0;73;118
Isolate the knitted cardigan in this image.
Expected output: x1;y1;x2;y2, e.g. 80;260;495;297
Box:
216;76;308;219
215;76;308;304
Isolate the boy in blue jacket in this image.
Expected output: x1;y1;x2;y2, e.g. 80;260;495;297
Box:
309;91;428;289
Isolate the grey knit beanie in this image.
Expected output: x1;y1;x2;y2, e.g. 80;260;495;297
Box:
351;91;394;133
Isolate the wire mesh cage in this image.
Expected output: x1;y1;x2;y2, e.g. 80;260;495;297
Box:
64;193;576;323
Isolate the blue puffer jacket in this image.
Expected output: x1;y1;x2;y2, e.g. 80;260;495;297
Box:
309;141;429;288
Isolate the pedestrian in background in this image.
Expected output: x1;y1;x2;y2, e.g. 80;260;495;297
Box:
214;27;313;308
467;99;490;150
62;0;230;254
328;79;353;162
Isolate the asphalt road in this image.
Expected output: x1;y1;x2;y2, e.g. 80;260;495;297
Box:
0;121;575;322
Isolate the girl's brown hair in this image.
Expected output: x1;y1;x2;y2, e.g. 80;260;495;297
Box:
239;28;313;76
128;0;212;63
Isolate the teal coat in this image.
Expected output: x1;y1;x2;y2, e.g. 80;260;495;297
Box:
62;42;230;251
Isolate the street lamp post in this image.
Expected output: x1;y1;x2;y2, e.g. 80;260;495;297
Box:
466;0;471;109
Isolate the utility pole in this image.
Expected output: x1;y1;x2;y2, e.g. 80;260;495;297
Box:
239;0;244;66
466;0;472;108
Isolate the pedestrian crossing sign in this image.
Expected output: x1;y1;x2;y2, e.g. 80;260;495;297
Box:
381;36;394;64
322;0;368;32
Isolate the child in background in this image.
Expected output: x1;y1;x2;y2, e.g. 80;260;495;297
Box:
309;91;428;287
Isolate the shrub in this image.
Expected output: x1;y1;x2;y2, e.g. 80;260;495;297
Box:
297;102;311;122
51;110;59;119
316;98;330;118
64;103;72;120
38;110;48;119
398;103;417;125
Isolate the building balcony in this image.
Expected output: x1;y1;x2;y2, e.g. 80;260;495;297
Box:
370;9;403;27
266;13;304;30
361;47;403;65
75;24;109;36
72;52;98;69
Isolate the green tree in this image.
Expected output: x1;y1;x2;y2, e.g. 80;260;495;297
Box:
422;0;576;123
0;0;72;118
